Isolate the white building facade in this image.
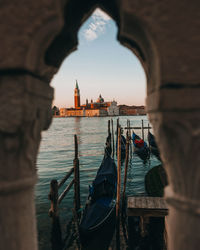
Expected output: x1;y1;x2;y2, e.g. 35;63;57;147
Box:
107;101;119;116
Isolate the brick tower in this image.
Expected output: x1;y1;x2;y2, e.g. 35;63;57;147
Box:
74;80;80;108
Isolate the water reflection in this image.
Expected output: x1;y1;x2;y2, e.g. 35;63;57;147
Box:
74;117;81;136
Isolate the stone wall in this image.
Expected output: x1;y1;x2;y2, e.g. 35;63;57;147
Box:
0;0;199;250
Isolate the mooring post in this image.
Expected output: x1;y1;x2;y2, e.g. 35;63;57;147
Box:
122;131;129;206
147;123;150;147
128;120;132;159
108;119;111;136
142;119;144;140
117;118;119;135
111;119;115;158
49;180;59;217
116;118;119;155
74;135;80;215
49;180;62;250
116;125;121;250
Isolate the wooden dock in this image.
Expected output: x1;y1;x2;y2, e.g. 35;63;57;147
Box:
127;196;168;217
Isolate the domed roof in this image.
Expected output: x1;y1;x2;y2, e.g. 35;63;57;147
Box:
97;94;104;103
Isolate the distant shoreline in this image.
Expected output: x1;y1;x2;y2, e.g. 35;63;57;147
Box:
53;114;147;118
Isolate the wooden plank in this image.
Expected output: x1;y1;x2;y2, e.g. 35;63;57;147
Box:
127;209;168;217
141;198;144;207
127;196;168;217
128;197;167;209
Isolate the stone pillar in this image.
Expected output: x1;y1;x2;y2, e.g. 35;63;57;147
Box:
118;0;200;249
147;87;200;250
0;74;53;250
0;1;63;247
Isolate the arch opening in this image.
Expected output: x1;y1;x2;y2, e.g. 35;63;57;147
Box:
36;7;162;250
50;7;147;111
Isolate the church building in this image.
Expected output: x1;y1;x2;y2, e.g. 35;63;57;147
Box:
60;81;119;117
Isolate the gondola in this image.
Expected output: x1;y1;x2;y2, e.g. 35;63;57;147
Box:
79;135;117;249
132;131;150;163
148;131;161;160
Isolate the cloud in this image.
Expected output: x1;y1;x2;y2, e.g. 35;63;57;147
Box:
84;29;97;40
94;8;111;21
83;8;111;41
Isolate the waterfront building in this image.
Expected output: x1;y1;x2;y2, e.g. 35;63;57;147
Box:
107;100;119;116
118;105;146;115
60;81;119;117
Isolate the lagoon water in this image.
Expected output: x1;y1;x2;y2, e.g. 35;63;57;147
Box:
35;116;160;250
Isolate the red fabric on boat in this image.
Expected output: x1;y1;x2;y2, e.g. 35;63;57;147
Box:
135;139;144;148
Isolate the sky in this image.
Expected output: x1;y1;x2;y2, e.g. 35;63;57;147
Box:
51;8;146;108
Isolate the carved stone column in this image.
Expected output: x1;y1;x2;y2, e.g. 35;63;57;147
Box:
0;1;63;247
118;0;200;249
0;74;53;250
147;87;200;250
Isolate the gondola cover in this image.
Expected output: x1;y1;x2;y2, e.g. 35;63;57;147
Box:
132;132;150;162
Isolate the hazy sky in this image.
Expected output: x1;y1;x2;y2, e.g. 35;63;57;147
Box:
51;9;146;108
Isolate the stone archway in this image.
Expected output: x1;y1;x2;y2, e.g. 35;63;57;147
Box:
0;1;199;250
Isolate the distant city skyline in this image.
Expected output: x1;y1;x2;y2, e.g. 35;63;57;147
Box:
51;8;146;108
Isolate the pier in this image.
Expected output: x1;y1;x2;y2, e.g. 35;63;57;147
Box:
127;197;168;217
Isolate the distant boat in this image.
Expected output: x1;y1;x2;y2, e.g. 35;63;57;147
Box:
148;132;161;161
79;136;117;249
132;132;150;163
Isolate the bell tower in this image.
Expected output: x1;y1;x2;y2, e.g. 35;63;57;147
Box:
74;80;80;108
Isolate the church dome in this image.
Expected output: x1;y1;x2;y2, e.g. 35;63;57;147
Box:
97;94;104;103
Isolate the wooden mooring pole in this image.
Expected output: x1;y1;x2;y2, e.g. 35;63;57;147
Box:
111;119;115;158
148;123;150;134
141;119;144;140
122;131;129;205
49;180;59;217
147;123;150;147
74;134;80;215
73;135;81;249
117;118;119;136
116;125;121;250
48;134;81;250
127;120;132;159
108;119;111;135
49;180;62;250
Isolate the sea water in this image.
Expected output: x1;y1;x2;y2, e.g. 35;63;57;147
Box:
35;116;160;250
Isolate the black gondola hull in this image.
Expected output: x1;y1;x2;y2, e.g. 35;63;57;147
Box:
80;203;116;249
148;132;161;160
79;155;117;249
134;146;150;162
